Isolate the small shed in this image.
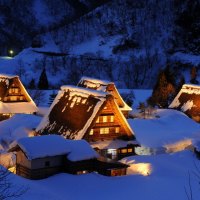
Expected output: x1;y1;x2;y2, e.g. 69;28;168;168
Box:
10;135;128;179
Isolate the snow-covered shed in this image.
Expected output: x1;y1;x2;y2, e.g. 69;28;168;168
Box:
0;74;38;120
10;135;128;179
36;85;137;160
77;76;132;118
169;84;200;122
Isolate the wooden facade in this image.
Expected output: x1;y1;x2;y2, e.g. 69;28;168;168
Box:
15;149;128;179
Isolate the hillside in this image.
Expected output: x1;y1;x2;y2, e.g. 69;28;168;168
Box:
0;0;200;89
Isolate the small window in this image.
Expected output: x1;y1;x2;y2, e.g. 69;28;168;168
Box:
121;149;127;154
45;161;50;167
110;116;114;122
115;127;120;133
10;96;17;101
100;128;109;134
103;116;107;123
89;129;94;135
96;117;99;123
128;148;133;153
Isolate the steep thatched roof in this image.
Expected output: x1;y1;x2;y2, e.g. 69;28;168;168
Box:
169;84;200;120
77;76;132;111
0;74;38;113
36;85;134;139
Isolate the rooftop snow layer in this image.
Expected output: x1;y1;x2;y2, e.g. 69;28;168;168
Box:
15;135;99;161
61;85;108;98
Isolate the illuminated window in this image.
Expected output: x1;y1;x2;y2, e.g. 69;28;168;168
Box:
128;148;133;153
89;129;94;135
104;106;107;109
10;96;17;101
20;96;24;101
110;116;114;122
100;128;109;134
115;127;120;133
14;88;19;93
96;117;99;123
103;116;107;122
121;149;127;153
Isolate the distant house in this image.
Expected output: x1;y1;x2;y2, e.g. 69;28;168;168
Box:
77;77;132;118
169;84;200;122
36;85;138;159
0;74;38;120
10;135;128;179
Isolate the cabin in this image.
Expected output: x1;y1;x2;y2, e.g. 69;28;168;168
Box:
36;85;138;159
0;74;38;120
77;77;132;118
10;135;128;179
169;84;200;122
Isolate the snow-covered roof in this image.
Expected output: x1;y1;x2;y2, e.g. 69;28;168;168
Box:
13;135;99;161
78;76;112;92
0;73;18;79
78;76;132;111
61;85;108;97
36;86;108;139
37;84;134;139
169;84;200;119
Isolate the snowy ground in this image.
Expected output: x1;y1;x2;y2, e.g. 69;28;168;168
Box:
6;150;200;200
0;90;200;200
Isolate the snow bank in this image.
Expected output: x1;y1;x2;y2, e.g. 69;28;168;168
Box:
129;109;200;148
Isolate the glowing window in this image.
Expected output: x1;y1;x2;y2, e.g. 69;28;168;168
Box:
115;127;120;133
100;128;109;134
110;116;114;122
10;96;17;101
103;116;107;122
128;148;133;153
96;117;99;123
89;129;94;135
121;149;127;153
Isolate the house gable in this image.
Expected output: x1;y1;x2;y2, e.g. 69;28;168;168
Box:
0;74;37;115
84;96;134;142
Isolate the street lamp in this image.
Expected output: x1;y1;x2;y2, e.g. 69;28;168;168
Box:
9;50;14;57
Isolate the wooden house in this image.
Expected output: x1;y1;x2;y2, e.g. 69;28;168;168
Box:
77;77;132;118
10;135;128;179
0;74;38;120
169;84;200;122
36;85;138;159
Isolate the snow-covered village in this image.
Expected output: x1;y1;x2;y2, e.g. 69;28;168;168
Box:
0;1;200;200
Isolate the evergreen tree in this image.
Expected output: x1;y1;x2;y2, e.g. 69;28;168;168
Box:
38;68;49;90
148;67;176;108
28;78;36;89
190;66;199;84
